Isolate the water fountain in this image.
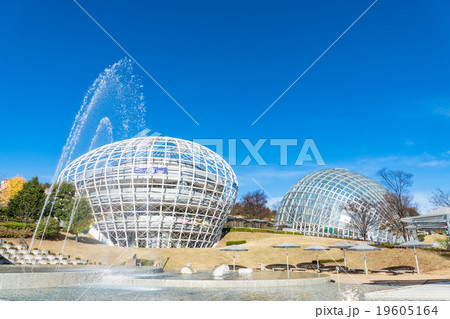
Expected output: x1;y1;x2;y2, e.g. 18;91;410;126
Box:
89;117;114;151
29;57;147;253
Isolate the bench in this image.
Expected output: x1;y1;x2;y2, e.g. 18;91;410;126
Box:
318;268;334;273
290;268;306;272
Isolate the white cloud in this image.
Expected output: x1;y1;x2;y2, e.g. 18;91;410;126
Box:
267;196;284;210
418;160;450;167
412;191;433;214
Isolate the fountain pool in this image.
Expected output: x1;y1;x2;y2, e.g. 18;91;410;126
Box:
0;267;392;300
0;281;391;301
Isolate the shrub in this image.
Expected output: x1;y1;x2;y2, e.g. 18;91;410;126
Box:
0;226;32;238
230;227;251;232
140;259;155;266
251;229;270;233
0;221;27;230
221;226;231;238
79;226;90;235
434;237;450;250
226;240;246;246
417;234;425;242
228;227;302;236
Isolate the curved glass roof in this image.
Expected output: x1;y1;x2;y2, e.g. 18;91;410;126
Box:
276;168;388;232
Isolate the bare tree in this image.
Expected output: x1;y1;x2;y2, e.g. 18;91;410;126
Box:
346;198;380;241
377;168;415;241
231;190;275;220
430;188;450;208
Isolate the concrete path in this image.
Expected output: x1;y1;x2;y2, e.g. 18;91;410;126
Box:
365;281;450;301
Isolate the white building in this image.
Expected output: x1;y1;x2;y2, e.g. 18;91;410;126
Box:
276;168;395;242
58;136;238;248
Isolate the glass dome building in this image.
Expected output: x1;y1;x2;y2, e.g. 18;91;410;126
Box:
58;136;238;248
276;168;393;242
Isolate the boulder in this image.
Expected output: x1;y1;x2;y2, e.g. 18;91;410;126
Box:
212;264;230;277
179;263;197;274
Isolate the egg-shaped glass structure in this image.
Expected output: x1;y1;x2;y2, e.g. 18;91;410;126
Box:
275;168;393;242
58;136;238;248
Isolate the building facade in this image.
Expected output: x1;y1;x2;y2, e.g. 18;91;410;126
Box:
58;136;238;248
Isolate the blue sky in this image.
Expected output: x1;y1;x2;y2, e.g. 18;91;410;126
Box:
0;0;449;212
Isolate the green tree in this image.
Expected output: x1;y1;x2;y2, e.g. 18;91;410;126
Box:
434;236;450;250
7;177;45;228
33;216;61;239
66;197;93;241
0;208;7;221
46;182;76;220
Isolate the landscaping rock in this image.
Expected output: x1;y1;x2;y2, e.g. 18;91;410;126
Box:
179;263;197;274
212;264;230;277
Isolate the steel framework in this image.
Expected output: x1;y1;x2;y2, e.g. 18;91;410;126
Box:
58;136;238;248
276;168;396;242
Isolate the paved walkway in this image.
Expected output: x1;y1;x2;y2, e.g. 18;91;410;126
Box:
365;281;450;301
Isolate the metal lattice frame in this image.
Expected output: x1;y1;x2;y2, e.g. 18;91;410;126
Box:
276;168;396;242
58;136;238;248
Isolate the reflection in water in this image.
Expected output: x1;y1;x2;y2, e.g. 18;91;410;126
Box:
341;286;359;301
127;270;318;281
0;283;390;301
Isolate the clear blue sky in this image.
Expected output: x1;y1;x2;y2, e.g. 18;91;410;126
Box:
1;0;449;212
